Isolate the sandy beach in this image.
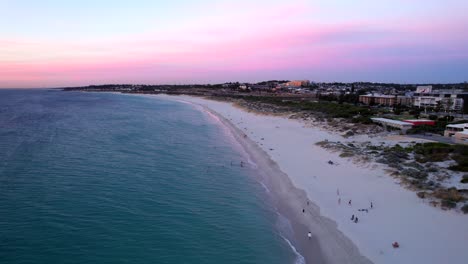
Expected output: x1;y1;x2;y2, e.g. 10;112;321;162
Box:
155;94;468;264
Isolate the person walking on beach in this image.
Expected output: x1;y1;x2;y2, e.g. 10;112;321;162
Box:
351;215;354;221
354;217;358;223
371;202;373;209
348;200;352;206
308;232;312;240
302;208;305;213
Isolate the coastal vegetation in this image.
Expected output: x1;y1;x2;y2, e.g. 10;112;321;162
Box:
412;143;468;171
238;95;376;124
316;140;468;212
462;204;468;214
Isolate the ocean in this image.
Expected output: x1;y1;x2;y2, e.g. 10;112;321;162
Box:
0;89;298;264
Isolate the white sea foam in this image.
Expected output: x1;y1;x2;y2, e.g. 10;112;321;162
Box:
259;181;270;193
275;212;306;264
282;236;306;264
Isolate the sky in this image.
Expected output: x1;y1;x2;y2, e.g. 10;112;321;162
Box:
0;0;467;88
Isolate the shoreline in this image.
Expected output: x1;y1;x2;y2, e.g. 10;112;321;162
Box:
117;92;468;264
202;102;329;264
208;105;371;264
155;94;371;264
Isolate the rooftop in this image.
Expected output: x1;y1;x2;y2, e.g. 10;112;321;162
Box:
404;119;434;122
446;123;468;129
362;94;396;98
371;118;413;126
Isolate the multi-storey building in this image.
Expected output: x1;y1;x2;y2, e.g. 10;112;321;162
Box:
359;94;397;106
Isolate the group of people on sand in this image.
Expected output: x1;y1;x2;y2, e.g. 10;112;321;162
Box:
335;190;399;248
305;194;399;249
336;188;374;224
348;203;374;224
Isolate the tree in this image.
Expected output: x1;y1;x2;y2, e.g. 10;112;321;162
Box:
338;93;345;104
409;108;421;118
394;104;402;115
434;101;443;113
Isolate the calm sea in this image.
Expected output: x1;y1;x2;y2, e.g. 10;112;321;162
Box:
0;89;298;264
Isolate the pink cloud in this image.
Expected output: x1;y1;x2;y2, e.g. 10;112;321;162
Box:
1;9;467;87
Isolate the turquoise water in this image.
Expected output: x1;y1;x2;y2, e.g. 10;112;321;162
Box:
0;90;297;264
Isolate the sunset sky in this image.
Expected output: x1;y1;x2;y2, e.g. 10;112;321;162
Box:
1;0;467;88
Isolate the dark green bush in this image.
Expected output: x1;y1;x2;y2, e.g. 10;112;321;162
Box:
441;200;457;209
462;204;468;214
461;175;468;184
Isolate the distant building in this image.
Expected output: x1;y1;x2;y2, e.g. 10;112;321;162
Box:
444;123;468;145
371;118;413;133
416;85;432;93
396;96;413;106
413;95;439;108
285;80;310;87
359;94;396;106
413;94;464;111
250;84;271;91
410;87;467;112
403;119;435;126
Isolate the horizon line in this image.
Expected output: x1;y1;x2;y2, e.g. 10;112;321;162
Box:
2;80;468;89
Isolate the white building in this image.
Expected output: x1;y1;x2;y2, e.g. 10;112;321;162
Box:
371;118;413;133
444;123;468;145
413;94;464;111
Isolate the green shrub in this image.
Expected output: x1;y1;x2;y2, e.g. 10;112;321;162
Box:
417;192;426;199
407;125;443;135
401;168;428;179
461;175;468;183
434;188;464;202
449;147;468;172
441;200;457;209
462;204;468;214
351;116;372;124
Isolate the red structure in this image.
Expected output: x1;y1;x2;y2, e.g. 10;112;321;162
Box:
403;119;435;126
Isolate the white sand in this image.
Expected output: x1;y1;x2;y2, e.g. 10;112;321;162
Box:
156;94;468;264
